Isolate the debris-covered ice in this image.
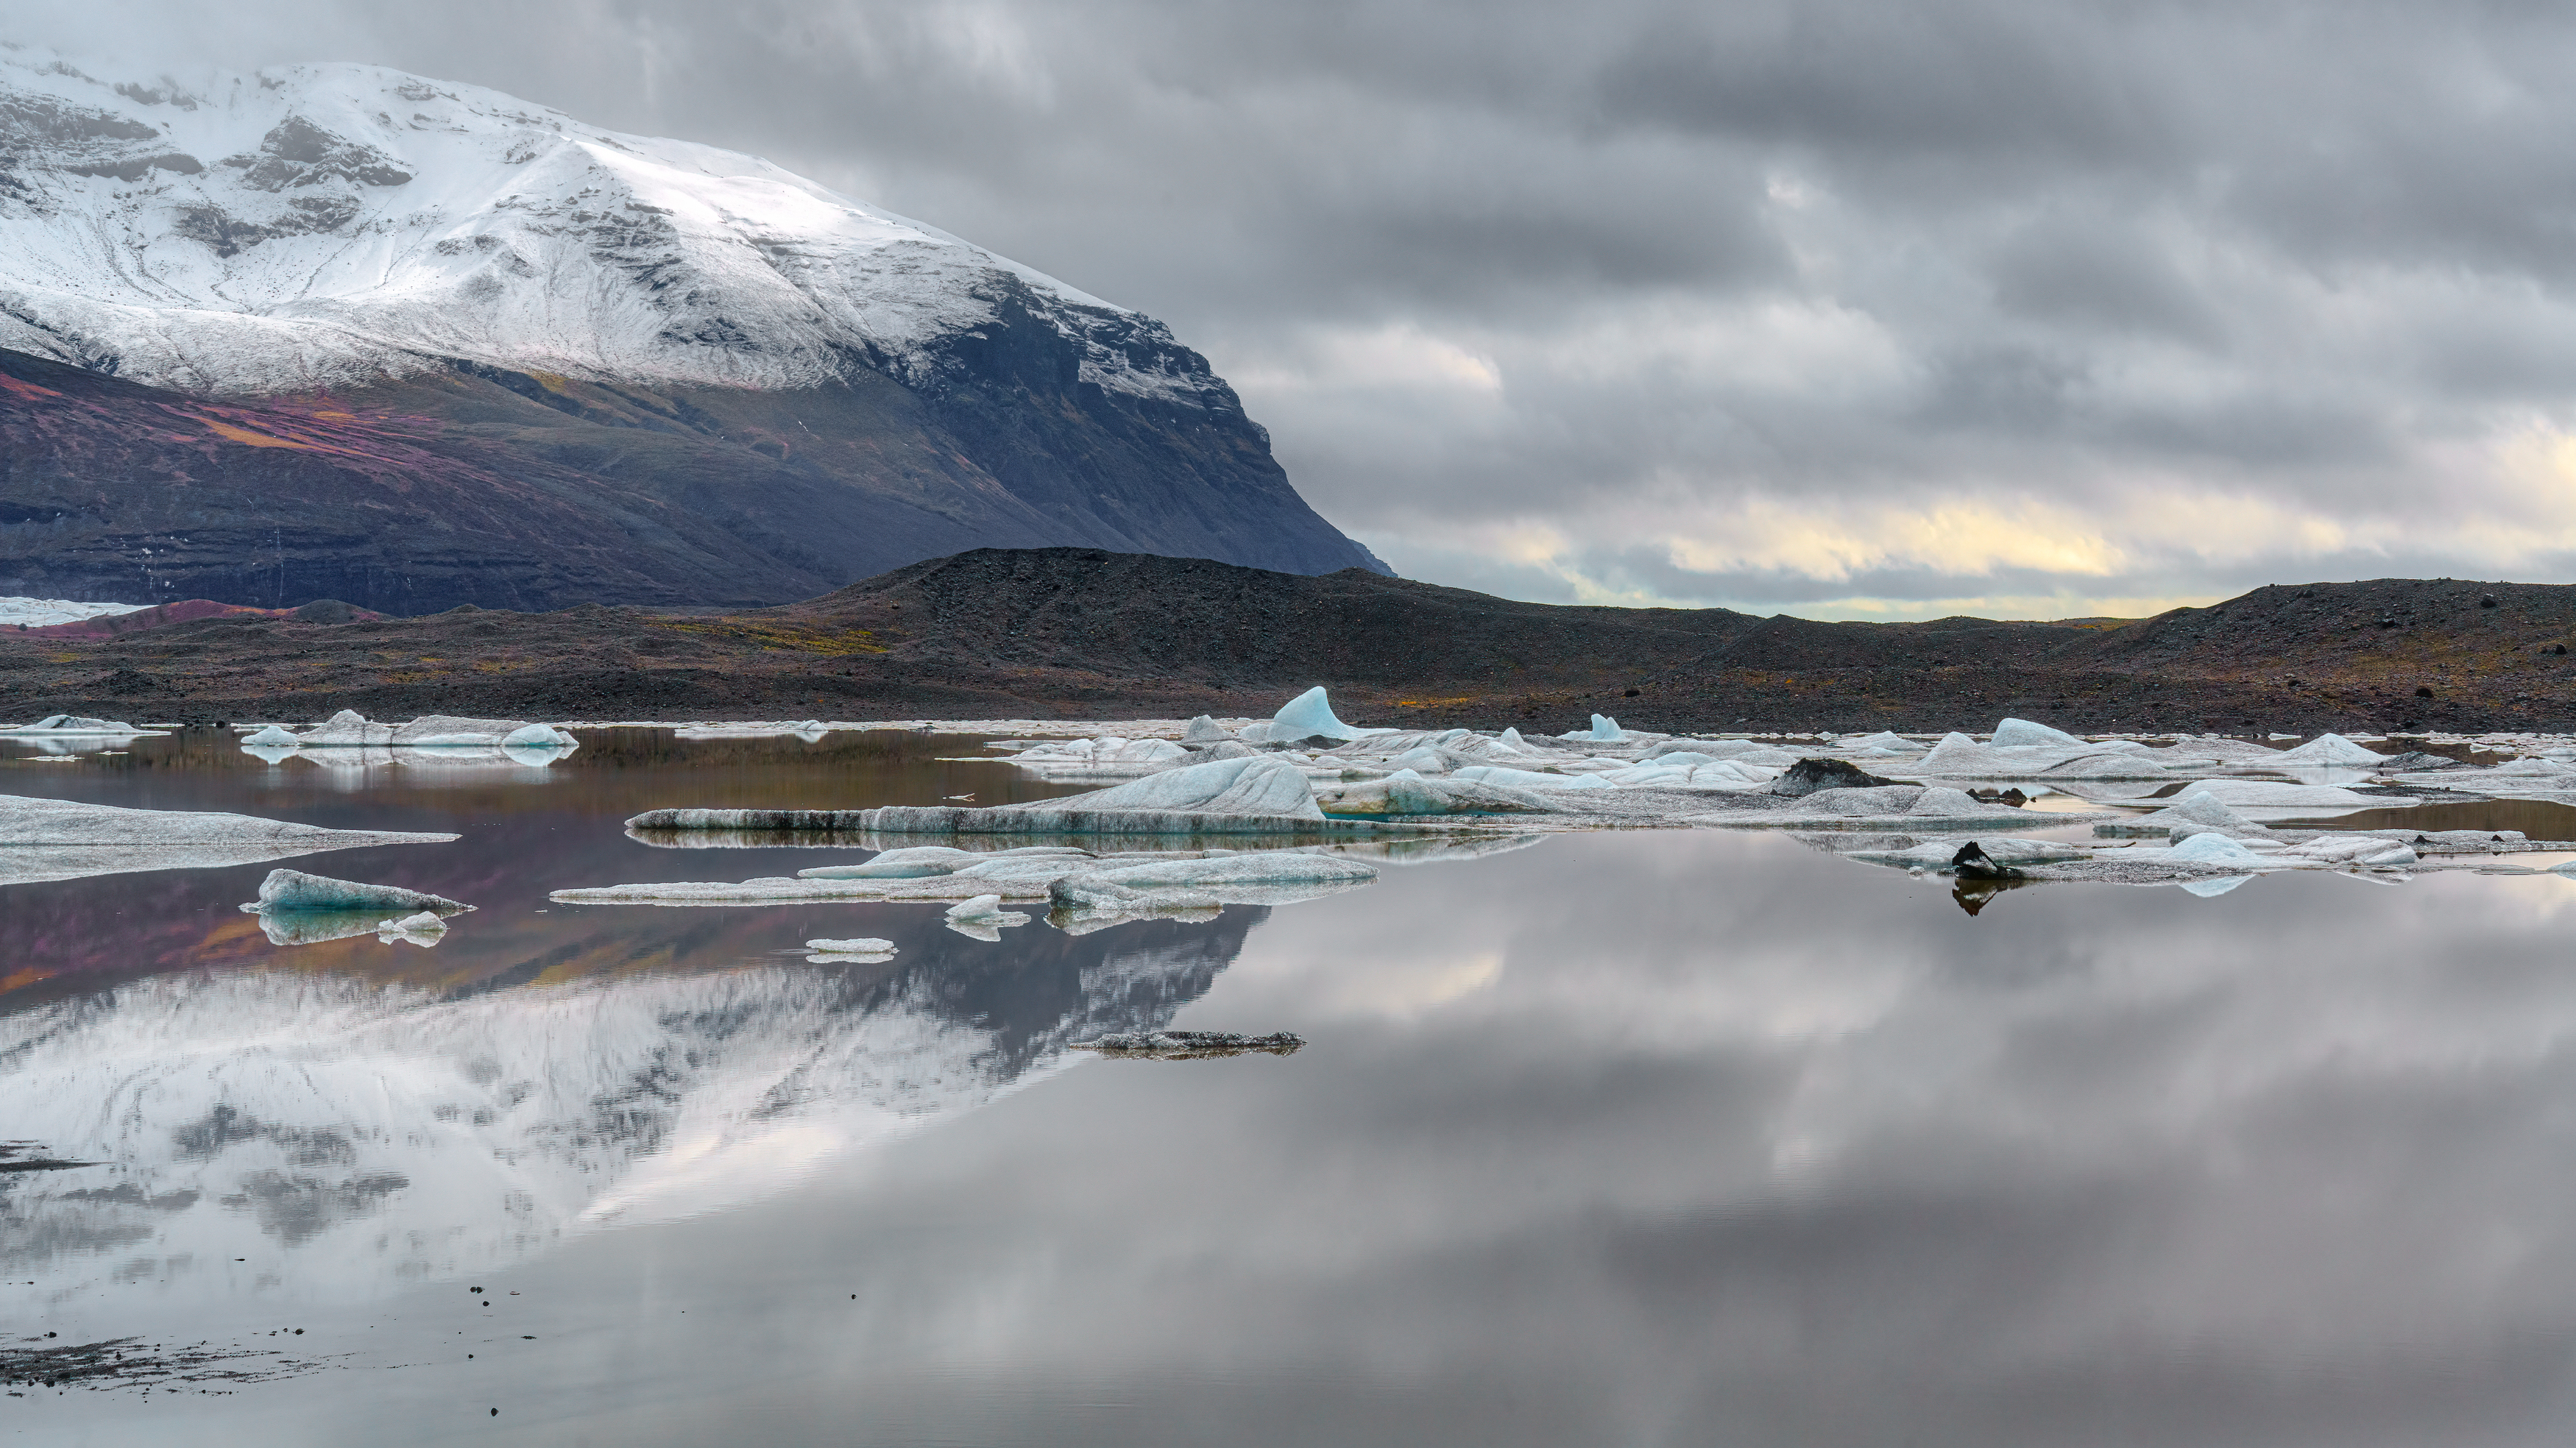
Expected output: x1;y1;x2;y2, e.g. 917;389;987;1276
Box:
286;710;578;750
0;714;160;737
247;868;474;915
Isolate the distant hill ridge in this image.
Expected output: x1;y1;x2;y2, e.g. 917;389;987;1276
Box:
4;548;2571;733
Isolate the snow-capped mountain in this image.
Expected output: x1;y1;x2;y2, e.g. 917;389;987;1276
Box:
0;919;1248;1308
0;56;1198;402
0;52;1383;611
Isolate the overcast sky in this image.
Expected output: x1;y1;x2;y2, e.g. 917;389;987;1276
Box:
20;1;2576;620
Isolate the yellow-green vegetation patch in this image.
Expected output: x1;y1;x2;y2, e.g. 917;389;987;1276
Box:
651;620;888;656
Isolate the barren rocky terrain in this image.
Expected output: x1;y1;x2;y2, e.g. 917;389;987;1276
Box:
2;549;2570;732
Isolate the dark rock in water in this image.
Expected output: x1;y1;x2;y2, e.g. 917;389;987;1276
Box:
1766;758;1900;797
0;1142;97;1174
1072;1030;1304;1059
1951;876;2033;917
1968;787;2028;805
1950;841;2023;881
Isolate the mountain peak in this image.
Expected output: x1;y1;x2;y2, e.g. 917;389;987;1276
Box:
0;53;1203;400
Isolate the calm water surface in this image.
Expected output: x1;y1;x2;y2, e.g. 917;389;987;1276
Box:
13;730;2576;1447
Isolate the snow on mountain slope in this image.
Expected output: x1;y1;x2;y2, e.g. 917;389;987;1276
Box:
0;52;1207;402
0;928;1239;1310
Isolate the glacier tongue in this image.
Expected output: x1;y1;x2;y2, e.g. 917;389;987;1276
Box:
0;54;1205;402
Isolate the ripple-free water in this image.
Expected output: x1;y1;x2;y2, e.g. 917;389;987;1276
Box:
13;729;2576;1447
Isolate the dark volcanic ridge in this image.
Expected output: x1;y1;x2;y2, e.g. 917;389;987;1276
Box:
2;550;2572;732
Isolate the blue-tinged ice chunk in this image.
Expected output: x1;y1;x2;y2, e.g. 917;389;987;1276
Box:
1989;717;2084;748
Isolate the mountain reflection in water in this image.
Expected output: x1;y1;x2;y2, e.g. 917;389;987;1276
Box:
1;913;1256;1303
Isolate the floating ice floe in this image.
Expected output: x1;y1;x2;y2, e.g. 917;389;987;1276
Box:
673;720;832;739
245;868;475;915
1312;770;1566;817
241;725;301;748
1988;717;2087;748
2275;732;2387;765
804;937;897;962
944;893;1031;939
2170;778;2412;818
1687;784;2109;831
0;795;459;888
289;710;578;750
1446;764;1609;790
863;756;1453;835
991;735;1192;778
2095;792;2269;840
550;845;1380;918
1895;732;2170;780
375;912;450;946
0;714;161;737
1563;714;1627;743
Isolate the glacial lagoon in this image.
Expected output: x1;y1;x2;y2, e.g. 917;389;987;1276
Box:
17;728;2576;1445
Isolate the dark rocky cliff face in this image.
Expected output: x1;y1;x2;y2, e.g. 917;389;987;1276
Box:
0;311;1385;614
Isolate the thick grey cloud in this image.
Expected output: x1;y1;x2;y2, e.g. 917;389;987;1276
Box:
16;0;2576;617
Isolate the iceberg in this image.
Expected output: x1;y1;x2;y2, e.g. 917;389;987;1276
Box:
1248;686;1363;745
2165;832;2266;865
996;736;1192;774
248;868;474;915
1183;715;1234;743
375;912;450;946
2273;836;2418;867
1989;717;2086;748
1447;764;1610;790
804;937;897;962
1312;770;1564;817
1900;732;2171;780
241;725;301;748
2095;792;2268;839
0;795;458;888
0;714;158;737
500;723;578;750
2275;732;2388;765
858;756;1409;835
2172;778;2407;814
944;893;1030;938
293;710;576;750
553;845;1379;912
